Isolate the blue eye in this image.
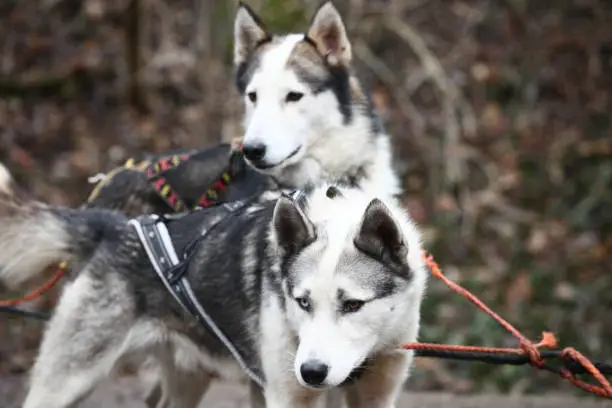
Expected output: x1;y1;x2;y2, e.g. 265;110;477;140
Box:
296;297;311;312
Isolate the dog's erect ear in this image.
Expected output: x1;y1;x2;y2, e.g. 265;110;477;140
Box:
354;199;411;278
306;2;352;66
273;195;316;254
234;2;270;67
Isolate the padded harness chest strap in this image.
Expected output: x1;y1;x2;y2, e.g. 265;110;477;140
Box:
128;207;264;388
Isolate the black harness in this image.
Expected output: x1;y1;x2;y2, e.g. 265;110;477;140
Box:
129;198;265;388
128;190;371;389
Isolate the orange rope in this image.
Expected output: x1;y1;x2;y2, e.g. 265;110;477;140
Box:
403;252;612;399
1;235;610;398
0;264;66;307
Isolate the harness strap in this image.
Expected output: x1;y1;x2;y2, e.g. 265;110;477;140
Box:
86;158;152;203
144;146;245;212
128;212;265;388
194;148;245;209
87;138;245;212
3;143;246;320
144;153;193;212
148;175;189;212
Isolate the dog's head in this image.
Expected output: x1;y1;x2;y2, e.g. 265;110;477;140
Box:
233;2;378;181
271;185;427;389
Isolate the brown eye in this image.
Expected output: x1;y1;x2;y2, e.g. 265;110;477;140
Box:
342;300;365;314
286;91;304;103
326;186;342;199
247;92;257;103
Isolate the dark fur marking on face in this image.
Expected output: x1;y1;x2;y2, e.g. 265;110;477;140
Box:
287;37;353;124
337;166;366;188
374;277;398;298
324;62;352;124
298;36;382;135
363;87;384;136
339;259;400;301
287;40;328;91
235;37;273;94
235;62;250;94
280;248;311;311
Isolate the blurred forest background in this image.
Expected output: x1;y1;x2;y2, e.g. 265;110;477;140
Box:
0;0;611;398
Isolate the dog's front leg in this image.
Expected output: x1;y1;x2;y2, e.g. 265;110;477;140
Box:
325;388;346;408
263;384;321;408
344;350;413;408
23;275;134;408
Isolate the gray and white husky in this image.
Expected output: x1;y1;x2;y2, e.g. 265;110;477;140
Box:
233;1;399;198
0;183;427;408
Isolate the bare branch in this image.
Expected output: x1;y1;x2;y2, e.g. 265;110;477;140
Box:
385;15;478;186
353;40;426;139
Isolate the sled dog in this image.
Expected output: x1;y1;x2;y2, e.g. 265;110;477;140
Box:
0;183;426;408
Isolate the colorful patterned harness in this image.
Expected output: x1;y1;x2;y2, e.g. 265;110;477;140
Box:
87;138;244;212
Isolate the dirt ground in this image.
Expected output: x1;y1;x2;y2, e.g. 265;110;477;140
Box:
3;375;609;408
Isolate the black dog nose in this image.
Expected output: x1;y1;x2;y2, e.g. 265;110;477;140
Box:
242;143;267;162
300;360;329;387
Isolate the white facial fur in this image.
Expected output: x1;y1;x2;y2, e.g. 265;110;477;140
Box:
272;184;427;388
241;33;369;174
242;35;314;169
234;2;385;188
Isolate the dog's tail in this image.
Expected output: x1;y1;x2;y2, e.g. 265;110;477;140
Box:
0;162;34;202
0;197;127;289
0;162;14;197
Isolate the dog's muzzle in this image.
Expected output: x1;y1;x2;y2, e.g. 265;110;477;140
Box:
246;145;302;170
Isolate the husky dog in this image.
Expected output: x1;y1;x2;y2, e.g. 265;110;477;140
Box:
233;1;399;198
80;0;400;219
0;183;426;408
125;1;405;405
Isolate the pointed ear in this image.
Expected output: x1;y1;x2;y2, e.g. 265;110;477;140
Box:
354;199;411;278
234;2;270;67
273;195;316;254
306;1;352;66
